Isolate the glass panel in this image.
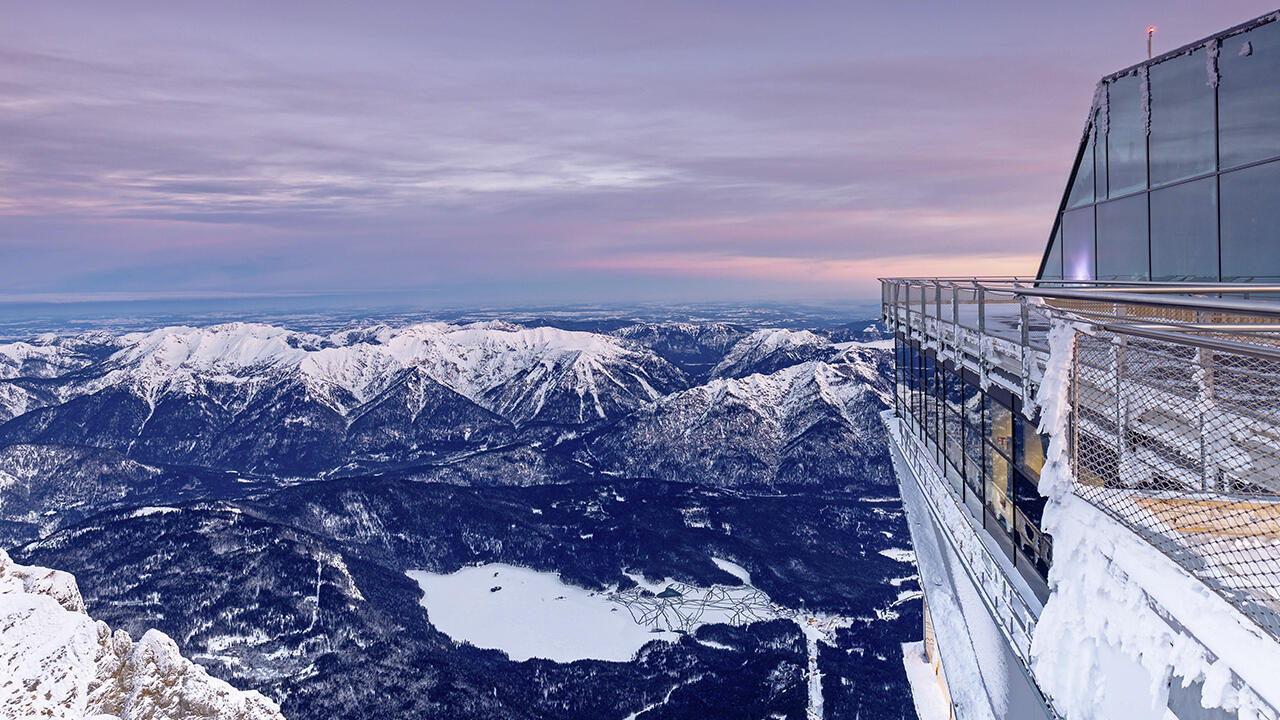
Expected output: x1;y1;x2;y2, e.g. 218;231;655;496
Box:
895;339;908;407
925;354;938;445
1221;160;1280;281
945;370;963;415
1220;22;1280;169
1149;48;1216;185
1067;130;1095;208
963;380;982;429
1094;118;1109;200
1040;225;1064;281
908;345;921;426
1106;74;1147;196
985;441;1014;535
1014;413;1048;480
964;448;983;507
1014;471;1051;579
1096;194;1150;280
986;396;1014;461
945;408;964;478
1062;206;1095;281
1150;177;1218;281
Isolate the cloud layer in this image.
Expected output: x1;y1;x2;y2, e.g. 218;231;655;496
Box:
1;1;1271;304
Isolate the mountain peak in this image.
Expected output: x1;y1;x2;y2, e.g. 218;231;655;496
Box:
0;549;284;720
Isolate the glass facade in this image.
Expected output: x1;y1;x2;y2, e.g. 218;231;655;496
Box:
894;334;1053;597
1038;15;1280;282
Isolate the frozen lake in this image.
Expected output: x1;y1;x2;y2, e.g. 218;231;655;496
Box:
407;563;679;662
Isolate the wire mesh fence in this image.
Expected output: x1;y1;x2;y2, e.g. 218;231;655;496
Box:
1071;329;1280;640
883;278;1280;641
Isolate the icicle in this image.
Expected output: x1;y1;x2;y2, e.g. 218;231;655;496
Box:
1207;39;1220;88
1140;66;1151;136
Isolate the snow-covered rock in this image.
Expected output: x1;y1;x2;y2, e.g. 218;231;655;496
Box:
586;350;893;488
0;549;283;720
710;329;834;380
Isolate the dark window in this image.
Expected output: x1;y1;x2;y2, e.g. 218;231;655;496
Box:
1096;194;1150;280
1150;177;1219;281
1220;22;1280;169
964;438;983;507
944;369;963;415
1067;131;1095;208
962;386;983;505
1062;206;1095;281
925;353;938;445
1014;470;1051;579
1221;160;1280;281
1149;48;1216;186
945;408;964;479
962;379;982;430
1106;74;1148;196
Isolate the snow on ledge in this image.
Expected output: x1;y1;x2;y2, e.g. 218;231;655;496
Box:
902;641;951;720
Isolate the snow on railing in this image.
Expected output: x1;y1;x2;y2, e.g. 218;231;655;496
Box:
883;278;1280;644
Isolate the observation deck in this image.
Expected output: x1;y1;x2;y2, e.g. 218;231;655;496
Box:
883;277;1280;719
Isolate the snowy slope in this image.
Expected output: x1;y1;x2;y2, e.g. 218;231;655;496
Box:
586;349;893;488
0;549;282;720
710;328;835;380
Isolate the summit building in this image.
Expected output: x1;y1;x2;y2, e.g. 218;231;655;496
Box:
885;10;1280;720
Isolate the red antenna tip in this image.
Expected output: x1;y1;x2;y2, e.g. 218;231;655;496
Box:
1148;26;1157;34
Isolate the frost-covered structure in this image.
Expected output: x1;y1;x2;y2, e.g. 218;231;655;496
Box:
883;9;1280;720
0;549;283;720
1041;11;1280;283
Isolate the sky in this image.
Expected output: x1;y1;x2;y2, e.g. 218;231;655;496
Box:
2;1;1276;307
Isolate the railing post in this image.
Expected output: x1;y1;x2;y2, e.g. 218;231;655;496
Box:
891;281;899;331
1115;335;1126;484
921;283;931;333
1070;334;1078;481
977;286;986;336
951;283;960;359
1020;296;1034;412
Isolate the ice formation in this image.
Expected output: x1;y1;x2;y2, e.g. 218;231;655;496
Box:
1030;321;1279;720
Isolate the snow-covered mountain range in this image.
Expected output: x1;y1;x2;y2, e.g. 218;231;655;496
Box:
0;322;686;476
0;321;891;497
0;315;917;720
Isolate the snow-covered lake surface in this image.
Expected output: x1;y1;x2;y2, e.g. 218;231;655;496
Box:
407;564;679;662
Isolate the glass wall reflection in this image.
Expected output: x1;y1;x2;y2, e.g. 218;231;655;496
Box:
1149;48;1215;186
1040;15;1280;284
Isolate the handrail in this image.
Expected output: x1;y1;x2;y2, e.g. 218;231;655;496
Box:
882;277;1280;322
881;277;1280;290
1098;322;1280;363
1011;287;1280;319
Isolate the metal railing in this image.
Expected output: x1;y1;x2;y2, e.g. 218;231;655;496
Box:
883;278;1280;644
